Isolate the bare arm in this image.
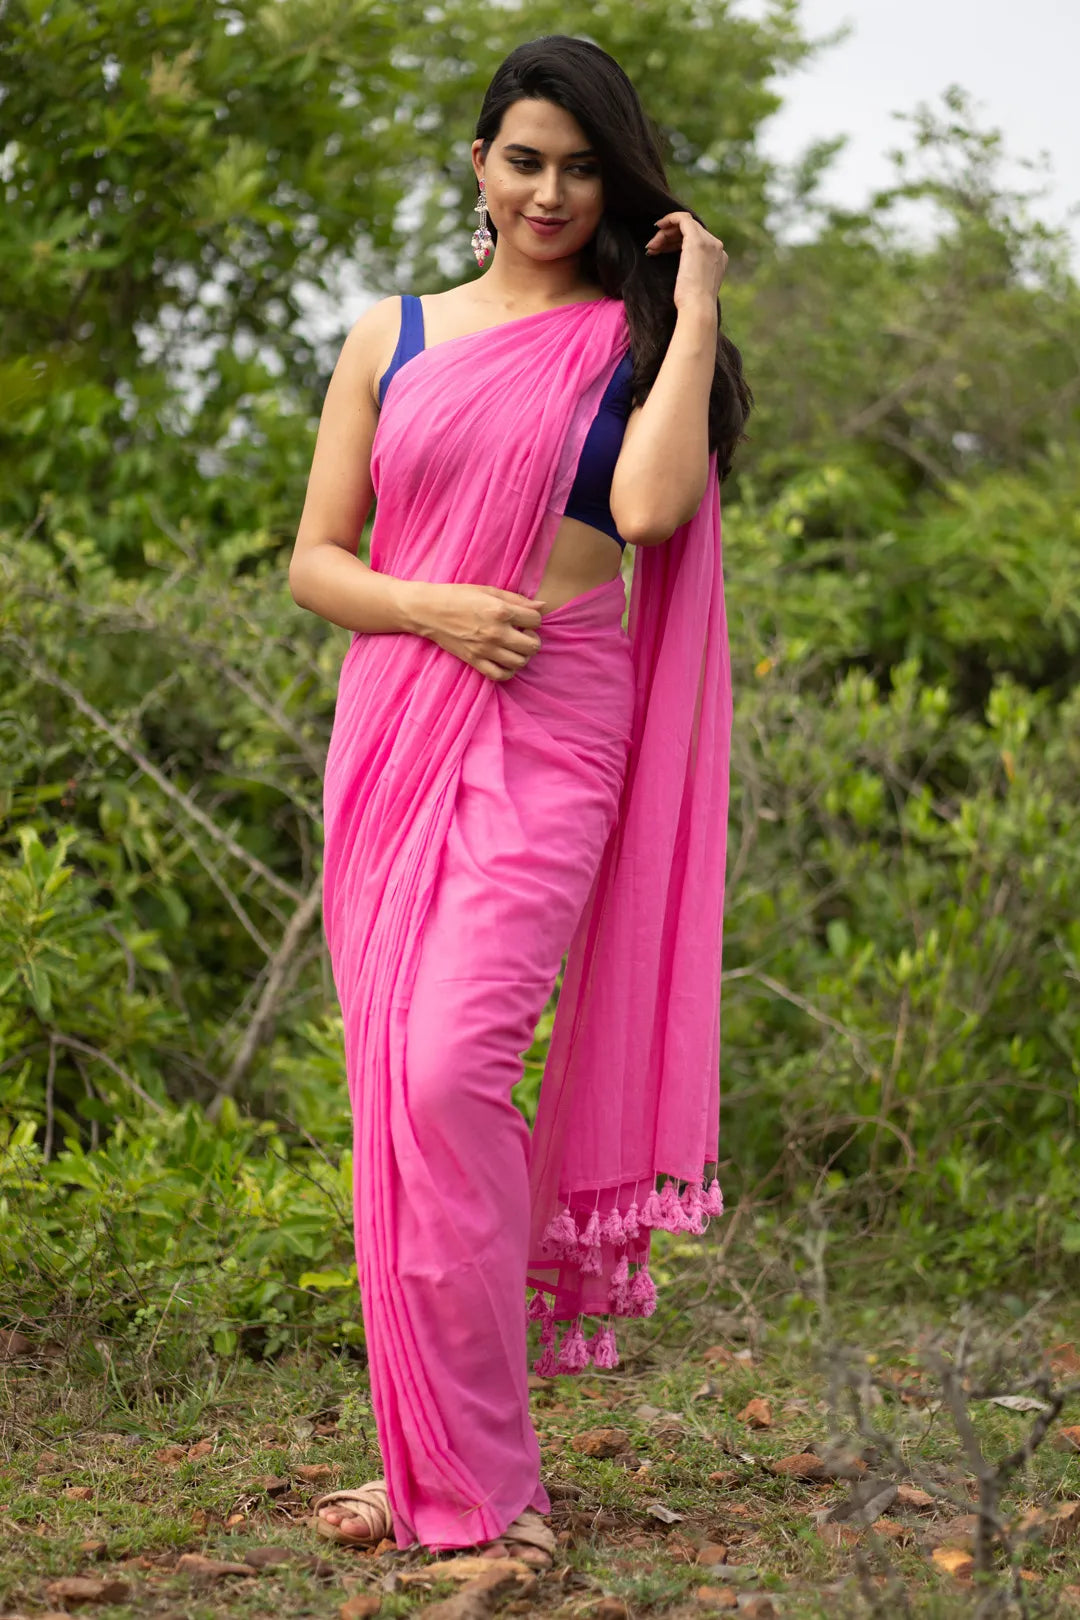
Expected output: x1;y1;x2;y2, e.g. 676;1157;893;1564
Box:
288;297;426;634
609;212;729;546
288;298;546;681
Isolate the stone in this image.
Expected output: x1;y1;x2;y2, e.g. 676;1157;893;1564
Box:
571;1428;631;1458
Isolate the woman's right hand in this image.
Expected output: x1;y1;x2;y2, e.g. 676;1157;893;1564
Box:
407;582;546;682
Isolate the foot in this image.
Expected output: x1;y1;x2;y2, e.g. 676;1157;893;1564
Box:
311;1481;393;1547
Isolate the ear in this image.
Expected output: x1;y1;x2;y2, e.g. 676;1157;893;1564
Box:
470;139;485;186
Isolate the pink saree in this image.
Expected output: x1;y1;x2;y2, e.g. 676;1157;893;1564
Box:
322;296;731;1550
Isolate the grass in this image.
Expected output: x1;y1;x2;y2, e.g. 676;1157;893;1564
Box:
2;1294;1080;1620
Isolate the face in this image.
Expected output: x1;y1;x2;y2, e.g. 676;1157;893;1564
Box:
472;97;604;262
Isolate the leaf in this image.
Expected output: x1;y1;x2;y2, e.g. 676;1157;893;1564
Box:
988;1395;1051;1412
175;1553;258;1579
46;1576;131;1603
931;1546;974;1577
646;1501;683;1525
298;1269;355;1291
736;1398;772;1429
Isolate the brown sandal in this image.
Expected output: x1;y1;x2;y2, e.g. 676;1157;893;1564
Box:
310;1480;393;1547
494;1507;556;1569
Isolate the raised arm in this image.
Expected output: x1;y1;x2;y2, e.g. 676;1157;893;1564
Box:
609;213;728;546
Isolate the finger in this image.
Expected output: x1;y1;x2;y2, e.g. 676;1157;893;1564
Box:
476;658;512;682
506;605;544;629
501;627;542;655
489;646;529;671
485;587;547;609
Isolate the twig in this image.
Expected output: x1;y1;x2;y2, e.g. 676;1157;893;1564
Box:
208;878;324;1112
5;632;303;904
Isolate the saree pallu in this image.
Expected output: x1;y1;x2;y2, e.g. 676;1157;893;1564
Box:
322;297;731;1549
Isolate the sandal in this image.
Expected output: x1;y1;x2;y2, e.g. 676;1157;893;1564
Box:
310;1480;394;1547
491;1507;556;1569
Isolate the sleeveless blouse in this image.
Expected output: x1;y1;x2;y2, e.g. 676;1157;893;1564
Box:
378;295;635;548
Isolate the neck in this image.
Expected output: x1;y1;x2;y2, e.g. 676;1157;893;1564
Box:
476;244;600;311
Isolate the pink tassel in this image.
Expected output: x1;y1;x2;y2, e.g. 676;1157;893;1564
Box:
660;1181;689;1231
640;1188;664;1228
600;1207;625;1246
703;1177;725;1218
542;1208;580;1258
539;1314;557;1346
580;1208;602;1253
555;1325;590;1374
587;1326;620;1369
628;1266;657;1317
532;1344;558;1377
527;1291;553;1322
609;1254;631;1314
622;1202;641;1241
681;1181;706;1235
579;1244;603;1276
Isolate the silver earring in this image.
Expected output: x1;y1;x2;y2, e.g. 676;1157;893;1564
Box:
472;179;494;267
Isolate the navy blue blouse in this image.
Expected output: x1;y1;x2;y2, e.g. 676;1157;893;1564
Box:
377;295;634;548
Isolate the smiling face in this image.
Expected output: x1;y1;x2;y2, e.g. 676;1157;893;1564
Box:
472;97;605;263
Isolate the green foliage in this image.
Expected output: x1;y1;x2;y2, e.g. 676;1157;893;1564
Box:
1;1;1078;1349
0;1104;361;1364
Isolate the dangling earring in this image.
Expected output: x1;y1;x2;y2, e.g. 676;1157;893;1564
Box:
472;178;494;267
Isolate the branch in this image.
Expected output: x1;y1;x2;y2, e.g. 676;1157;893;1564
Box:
5;633;303;905
50;1033;166;1115
208;877;324;1113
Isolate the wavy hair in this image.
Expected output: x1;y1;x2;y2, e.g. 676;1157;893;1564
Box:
475;34;752;478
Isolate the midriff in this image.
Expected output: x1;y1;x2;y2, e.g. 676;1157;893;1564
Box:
536;515;624;615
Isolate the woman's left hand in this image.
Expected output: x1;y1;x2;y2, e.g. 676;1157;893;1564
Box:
645;211;728;311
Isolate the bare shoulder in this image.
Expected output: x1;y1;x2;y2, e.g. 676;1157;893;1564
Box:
335;296;406;409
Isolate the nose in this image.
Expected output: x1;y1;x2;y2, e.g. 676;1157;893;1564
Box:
533;165;564;212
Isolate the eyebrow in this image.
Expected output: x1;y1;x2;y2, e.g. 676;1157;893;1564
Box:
502;142;598;160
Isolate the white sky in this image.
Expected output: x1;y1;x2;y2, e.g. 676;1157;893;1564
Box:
743;0;1080;257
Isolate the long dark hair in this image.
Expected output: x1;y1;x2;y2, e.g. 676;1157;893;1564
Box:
475;35;751;479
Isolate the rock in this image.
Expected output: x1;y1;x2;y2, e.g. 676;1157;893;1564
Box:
931;1546;974;1578
736;1399;771;1430
707;1470;741;1487
893;1484;936;1510
695;1587;738;1610
44;1577;130;1605
697;1543;730;1566
824;1476;898;1528
1054;1426;1080;1453
546;1481;584;1501
922;1513;980;1552
736;1599;777;1618
0;1330;33;1359
252;1474;291;1495
154;1445;189;1465
591;1601;627;1620
63;1486;93;1501
296;1463;336;1483
187;1439;214;1458
174;1553;258;1579
571;1428;631;1458
243;1546;294;1568
35;1450;62;1473
767;1453;826;1481
870;1518;914;1546
78;1540;108;1559
341;1597;381;1619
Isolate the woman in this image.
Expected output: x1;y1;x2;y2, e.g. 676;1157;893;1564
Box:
289;34;748;1566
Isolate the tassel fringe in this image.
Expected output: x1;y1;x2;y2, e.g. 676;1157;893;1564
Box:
530;1171;723;1373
